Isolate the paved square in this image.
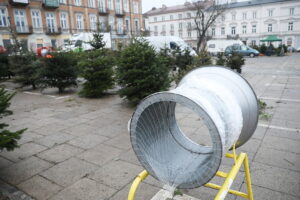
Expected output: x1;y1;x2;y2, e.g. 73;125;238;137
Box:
0;54;300;199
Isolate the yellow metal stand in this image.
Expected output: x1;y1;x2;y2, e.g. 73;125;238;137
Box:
128;150;254;200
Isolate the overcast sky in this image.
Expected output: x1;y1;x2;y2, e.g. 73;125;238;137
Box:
142;0;248;13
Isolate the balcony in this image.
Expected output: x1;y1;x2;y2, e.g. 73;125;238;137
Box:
43;0;59;8
9;0;29;6
99;7;109;14
115;9;124;17
16;26;33;34
45;27;61;35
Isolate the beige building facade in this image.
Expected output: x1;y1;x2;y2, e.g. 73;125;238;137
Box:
0;0;143;51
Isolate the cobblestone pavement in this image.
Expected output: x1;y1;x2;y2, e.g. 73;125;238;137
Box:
0;54;299;200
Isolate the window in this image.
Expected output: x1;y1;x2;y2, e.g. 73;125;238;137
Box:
123;0;129;12
188;31;191;38
60;12;68;30
232;13;236;20
187;12;191;18
88;0;95;8
108;0;113;10
231;26;236;35
59;0;66;4
154;25;158;32
109;15;114;30
14;9;28;32
288;22;293;31
251;40;256;46
99;16;107;31
74;0;81;6
133;2;139;14
31;10;42;30
178;13;182;19
125;19;129;31
290;8;294;16
179;22;182;30
134;19;139;32
221;27;225;35
99;0;106;12
89;14;97;31
242;25;246;34
115;0;122;14
242;12;247;20
170;15;173;20
162;25;165;32
154;17;157;22
187;22;192;30
221;15;225;21
76;13;84;30
162;16;165;21
252;25;256;33
253;11;256;19
268;24;272;32
212;27;215;36
117;18;123;34
179;32;182;37
46;12;56;33
170;24;174;31
268;9;273;17
0;8;8;27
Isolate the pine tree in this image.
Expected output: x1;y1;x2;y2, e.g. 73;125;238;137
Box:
0;88;26;151
216;52;226;66
225;53;245;73
78;49;115;97
38;52;78;93
9;53;39;89
0;52;10;79
88;32;106;50
116;39;171;104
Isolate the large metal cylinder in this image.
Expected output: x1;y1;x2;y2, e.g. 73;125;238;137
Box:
130;66;258;189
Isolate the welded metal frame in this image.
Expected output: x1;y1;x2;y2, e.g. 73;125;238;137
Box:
128;151;254;200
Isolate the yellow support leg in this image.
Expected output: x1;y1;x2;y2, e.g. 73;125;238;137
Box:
128;152;254;200
128;170;149;200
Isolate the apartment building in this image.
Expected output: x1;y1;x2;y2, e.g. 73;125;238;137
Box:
0;0;143;51
144;0;300;49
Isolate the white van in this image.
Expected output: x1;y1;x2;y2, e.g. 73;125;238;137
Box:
62;32;111;51
207;40;243;55
140;36;197;56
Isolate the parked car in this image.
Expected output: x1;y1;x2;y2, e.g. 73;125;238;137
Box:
207;39;243;55
296;47;300;52
224;44;259;57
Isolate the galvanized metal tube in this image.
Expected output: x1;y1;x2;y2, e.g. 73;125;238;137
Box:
130;66;258;189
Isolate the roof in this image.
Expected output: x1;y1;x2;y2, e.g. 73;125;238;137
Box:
227;0;296;9
144;0;297;16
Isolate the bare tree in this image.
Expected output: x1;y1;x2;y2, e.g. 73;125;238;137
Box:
187;0;227;54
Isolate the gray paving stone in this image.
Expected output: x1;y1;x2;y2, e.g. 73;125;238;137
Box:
118;148;141;166
237;183;299;200
62;124;100;136
17;175;62;200
261;135;300;154
76;143;122;166
238;138;261;153
89;160;143;190
1;142;48;162
37;144;84;163
251;126;267;140
110;182;160;200
41;157;98;187
250;162;300;197
18;131;44;145
34;132;75;148
254;147;300;172
0;156;13;169
0;156;52;185
49;178;116;200
266;128;300;141
68;134;109;149
104;134;131;150
34;123;69;136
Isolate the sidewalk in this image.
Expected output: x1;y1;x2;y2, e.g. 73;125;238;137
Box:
0;54;299;200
